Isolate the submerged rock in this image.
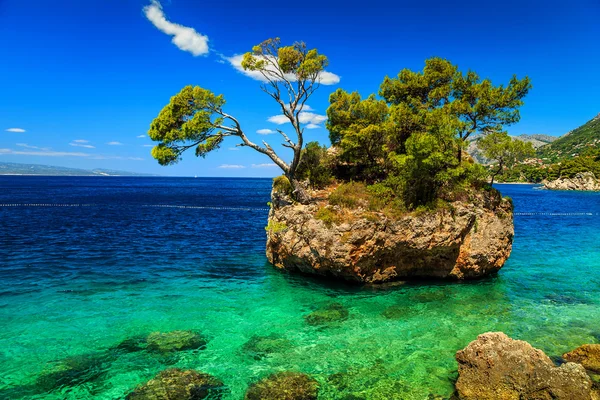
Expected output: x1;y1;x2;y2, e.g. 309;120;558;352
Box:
242;335;292;360
146;330;207;354
381;304;418;319
455;332;595;400
544;172;600;191
127;368;225;399
564;344;600;373
266;186;513;283
245;372;318;400
304;303;349;326
113;336;148;353
36;352;114;391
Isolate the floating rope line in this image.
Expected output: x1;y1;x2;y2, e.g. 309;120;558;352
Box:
0;203;270;211
515;212;596;216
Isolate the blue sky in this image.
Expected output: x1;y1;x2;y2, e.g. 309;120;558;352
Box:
1;0;599;177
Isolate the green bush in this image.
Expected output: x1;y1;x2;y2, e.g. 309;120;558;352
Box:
272;175;292;195
315;207;338;227
328;182;369;208
296;142;333;188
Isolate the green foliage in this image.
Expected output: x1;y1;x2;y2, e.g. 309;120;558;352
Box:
478;131;535;184
537;114;600;162
148;86;227;166
296;142;333;188
315;207;339;227
265;220;287;234
272;175;292;195
324;57;531;208
328;182;370;208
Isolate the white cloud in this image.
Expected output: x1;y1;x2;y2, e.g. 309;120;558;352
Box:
306;123;321;129
142;144;154;148
16;143;51;151
228;147;239;151
0;148;90;157
5;128;26;133
137;134;147;138
70;142;95;149
107;141;123;146
252;163;277;168
225;54;340;86
268;112;327;126
144;1;209;56
218;164;245;169
257;129;275;135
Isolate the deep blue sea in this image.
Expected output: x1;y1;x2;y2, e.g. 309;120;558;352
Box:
0;177;599;399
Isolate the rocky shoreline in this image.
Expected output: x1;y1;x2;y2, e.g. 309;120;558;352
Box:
266;184;514;283
543;171;600;191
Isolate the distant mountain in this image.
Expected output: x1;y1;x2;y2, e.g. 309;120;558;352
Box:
537;113;600;162
467;133;558;164
0;162;154;176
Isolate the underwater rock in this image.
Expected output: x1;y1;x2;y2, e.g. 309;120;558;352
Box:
381;305;417;319
113;336;148;353
146;330;207;354
304;303;349;326
563;344;600;373
242;335;292;360
266;185;513;283
126;368;225;399
245;372;318;400
455;332;595;400
409;290;449;303
36;352;114;391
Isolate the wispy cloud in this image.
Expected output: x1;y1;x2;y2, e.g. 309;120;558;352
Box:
257;129;275;135
144;0;209;56
268;112;327;126
5;128;26;133
218;164;245;169
91;155;144;161
306;123;321;129
106;141;123;146
225;54;340;85
228;147;239;151
70;141;95;149
137;134;147;138
16;143;51;151
72;139;89;143
0;148;90;157
252;163;277;168
142;144;154;148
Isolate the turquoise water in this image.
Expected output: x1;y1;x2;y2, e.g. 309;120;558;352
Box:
0;177;599;399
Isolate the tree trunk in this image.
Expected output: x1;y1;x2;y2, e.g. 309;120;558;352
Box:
289;176;311;204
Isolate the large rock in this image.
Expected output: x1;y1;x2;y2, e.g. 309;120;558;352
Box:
266;187;513;283
455;332;596;400
544;172;600;191
245;372;318;400
564;344;600;373
127;369;225;399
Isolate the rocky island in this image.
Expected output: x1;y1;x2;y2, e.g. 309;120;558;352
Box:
544;171;600;191
267;182;513;282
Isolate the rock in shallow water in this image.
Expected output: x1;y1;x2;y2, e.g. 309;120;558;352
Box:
266;187;513;283
245;372;318;400
242;335;292;360
563;344;600;374
145;330;207;354
455;332;596;400
304;303;349;326
36;352;115;391
127;368;225;399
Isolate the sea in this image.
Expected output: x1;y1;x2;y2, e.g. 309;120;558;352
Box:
0;176;599;399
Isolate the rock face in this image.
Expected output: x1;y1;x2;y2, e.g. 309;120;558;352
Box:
544;172;600;191
564;344;600;373
455;332;597;400
266;187;513;283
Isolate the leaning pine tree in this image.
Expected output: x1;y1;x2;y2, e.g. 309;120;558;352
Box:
147;38;330;204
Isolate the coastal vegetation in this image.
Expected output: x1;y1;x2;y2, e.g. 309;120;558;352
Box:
147;38;532;208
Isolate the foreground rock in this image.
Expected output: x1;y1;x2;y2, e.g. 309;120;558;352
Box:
127;369;225;399
245;372;318;400
455;332;596;400
544;171;600;191
266;186;513;283
145;330;207;354
564;344;600;373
